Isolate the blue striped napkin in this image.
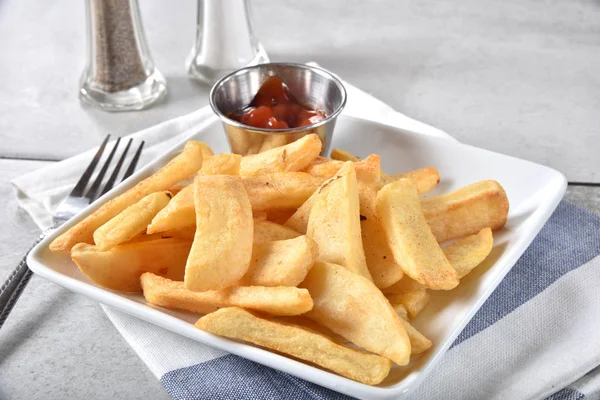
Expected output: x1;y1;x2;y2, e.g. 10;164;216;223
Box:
105;201;600;400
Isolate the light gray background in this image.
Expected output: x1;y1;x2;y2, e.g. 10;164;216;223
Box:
1;0;599;399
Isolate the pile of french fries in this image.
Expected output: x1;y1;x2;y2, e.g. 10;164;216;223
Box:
49;133;509;385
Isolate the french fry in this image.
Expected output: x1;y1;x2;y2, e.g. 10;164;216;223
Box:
147;185;195;234
240;236;318;287
283;192;316;234
195;307;392;385
93;191;171;251
200;153;242;175
148;173;321;233
72;239;191;292
360;184;404;288
377;179;459;290
329;148;440;193
443;228;493;279
307;163;372;280
422;180;509;243
50;141;207;252
142;274;313;316
198;142;215;159
384;278;430;319
303;154;381;184
253;221;301;243
264;209;297;224
243;172;326;211
239;133;322;176
389;298;432;354
185;175;253;292
300;261;411;365
392;304;409;320
398;318;432;354
382;167;440;194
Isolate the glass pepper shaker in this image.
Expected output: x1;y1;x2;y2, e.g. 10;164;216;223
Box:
79;0;167;111
186;0;269;85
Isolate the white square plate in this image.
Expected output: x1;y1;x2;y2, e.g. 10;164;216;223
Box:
27;115;566;399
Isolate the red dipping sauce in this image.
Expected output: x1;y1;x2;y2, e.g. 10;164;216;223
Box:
229;76;327;129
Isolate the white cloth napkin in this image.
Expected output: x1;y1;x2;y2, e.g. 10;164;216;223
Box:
12;65;600;400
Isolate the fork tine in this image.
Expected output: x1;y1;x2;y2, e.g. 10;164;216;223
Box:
70;135;110;197
85;137;121;203
121;140;145;181
99;138;133;197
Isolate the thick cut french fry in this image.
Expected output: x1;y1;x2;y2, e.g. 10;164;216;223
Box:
302;154;381;184
392;304;409;320
240;236;318;287
382;167;440;194
398;318;432;354
239;134;322;176
330;148;392;182
93;191;171;250
50;141;207;252
253;221;300;243
386;291;430;319
148;173;320;233
147;185;195;234
384;277;430;319
185;175;253;292
300;261;411;365
200;153;242;175
360;184;404;288
307;163;372;280
377;179;459;290
243;172;326;211
195;307;392;385
142;274;313;316
72;239;191;292
422;180;509;243
443;228;493;278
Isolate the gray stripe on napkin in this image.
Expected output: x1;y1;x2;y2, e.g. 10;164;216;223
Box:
453;201;600;346
161;354;353;400
545;387;585;400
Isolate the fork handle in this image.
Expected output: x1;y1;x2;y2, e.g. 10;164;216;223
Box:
0;232;46;329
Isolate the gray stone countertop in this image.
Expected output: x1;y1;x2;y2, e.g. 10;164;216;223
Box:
1;0;599;399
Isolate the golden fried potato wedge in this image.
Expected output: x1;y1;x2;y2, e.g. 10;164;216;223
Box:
200;153;242;175
443;228;494;279
359;184;404;288
399;318;432;354
93;191;171;251
377;179;459;290
72;239;191;292
147;185;195;234
142;274;313;316
50;141;207;252
185;175;253;292
384;278;430;319
303;154;381;184
392;304;409;320
195;307;392;385
240;236;318;287
243;172;326;212
422;180;509;243
239;134;322;176
383;167;440;194
307;163;372;280
329;148;392;182
300;261;411;365
253;221;300;243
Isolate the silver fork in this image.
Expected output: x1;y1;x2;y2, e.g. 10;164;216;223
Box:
0;135;144;329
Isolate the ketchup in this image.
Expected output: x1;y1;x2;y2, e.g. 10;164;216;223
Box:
229;76;327;129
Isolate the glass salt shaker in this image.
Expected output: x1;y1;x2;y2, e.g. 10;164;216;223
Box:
186;0;269;85
79;0;167;111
